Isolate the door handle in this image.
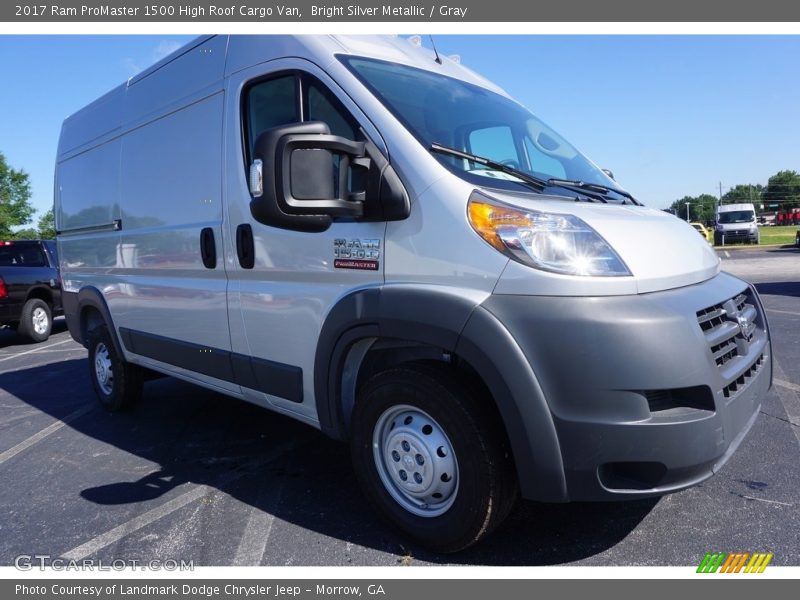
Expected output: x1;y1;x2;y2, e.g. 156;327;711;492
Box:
200;227;217;269
236;224;255;269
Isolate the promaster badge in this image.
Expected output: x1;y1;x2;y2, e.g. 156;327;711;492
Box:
334;239;380;270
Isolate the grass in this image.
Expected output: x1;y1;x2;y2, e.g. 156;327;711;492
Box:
757;225;799;246
713;225;798;247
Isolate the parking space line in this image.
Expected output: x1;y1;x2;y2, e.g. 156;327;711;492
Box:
0;404;95;465
232;478;286;566
766;308;800;317
0;338;74;363
61;485;211;561
775;379;800;394
771;360;800;447
724;251;731;258
0;353;88;376
61;439;301;561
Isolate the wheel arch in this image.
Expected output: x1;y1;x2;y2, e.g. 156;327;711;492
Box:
314;287;569;502
64;287;125;359
25;286;54;306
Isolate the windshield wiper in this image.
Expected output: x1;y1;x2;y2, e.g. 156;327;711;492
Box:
430;143;621;204
430;143;548;193
546;178;641;206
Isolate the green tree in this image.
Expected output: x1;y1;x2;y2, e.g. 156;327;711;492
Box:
0;152;36;238
37;208;55;239
670;194;717;223
11;227;38;240
722;184;763;206
763;170;800;211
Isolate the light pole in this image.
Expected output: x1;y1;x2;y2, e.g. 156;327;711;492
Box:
685;202;691;222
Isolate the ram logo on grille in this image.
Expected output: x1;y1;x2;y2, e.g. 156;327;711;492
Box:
737;314;755;339
722;295;756;350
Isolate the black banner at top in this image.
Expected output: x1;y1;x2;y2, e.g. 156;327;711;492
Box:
3;0;800;22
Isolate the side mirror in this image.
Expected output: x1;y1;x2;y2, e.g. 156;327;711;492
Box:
249;121;409;233
602;168;615;181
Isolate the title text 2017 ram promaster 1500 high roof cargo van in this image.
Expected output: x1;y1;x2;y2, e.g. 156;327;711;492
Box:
56;35;772;552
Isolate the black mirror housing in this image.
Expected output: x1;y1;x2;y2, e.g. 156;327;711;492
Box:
250;121;410;232
251;121;365;232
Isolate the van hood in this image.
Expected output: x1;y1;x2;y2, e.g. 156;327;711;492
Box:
487;191;721;295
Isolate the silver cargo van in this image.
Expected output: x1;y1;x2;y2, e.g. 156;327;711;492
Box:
56;35;772;552
715;202;760;245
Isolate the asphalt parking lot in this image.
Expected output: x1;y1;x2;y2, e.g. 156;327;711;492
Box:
1;246;799;567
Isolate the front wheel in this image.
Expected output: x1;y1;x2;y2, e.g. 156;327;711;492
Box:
350;364;517;553
87;325;143;412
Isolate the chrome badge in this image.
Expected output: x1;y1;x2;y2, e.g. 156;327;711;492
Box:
334;239;380;271
737;314;755;339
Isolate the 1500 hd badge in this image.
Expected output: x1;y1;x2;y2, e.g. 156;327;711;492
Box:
334;239;380;271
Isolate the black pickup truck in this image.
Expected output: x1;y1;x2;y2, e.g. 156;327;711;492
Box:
0;240;62;342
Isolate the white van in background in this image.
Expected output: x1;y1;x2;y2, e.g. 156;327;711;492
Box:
715;202;759;245
55;35;772;552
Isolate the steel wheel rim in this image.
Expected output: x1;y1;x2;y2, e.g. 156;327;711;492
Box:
94;342;114;396
32;307;49;335
372;404;458;518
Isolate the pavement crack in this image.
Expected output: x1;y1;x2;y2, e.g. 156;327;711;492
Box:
731;492;793;507
759;410;800;428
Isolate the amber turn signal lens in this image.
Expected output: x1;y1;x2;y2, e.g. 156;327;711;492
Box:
467;200;532;252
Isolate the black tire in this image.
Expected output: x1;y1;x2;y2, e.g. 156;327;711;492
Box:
350;363;518;553
87;325;143;412
17;298;52;343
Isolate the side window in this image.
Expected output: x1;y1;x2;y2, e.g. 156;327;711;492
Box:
524;136;567;179
306;83;357;140
245;75;298;160
244;72;359;165
469;126;518;166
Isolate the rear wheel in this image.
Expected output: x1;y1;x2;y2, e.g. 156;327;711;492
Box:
17;298;51;343
350;364;517;553
87;325;143;412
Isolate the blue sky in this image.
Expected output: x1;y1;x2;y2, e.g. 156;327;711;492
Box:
1;35;798;220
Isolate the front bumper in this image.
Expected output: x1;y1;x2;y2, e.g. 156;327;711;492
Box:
482;272;771;501
717;228;758;243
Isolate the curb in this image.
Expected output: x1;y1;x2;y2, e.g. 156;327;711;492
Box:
713;243;796;251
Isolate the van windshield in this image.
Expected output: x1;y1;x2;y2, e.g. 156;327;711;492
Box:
342;56;623;199
718;211;754;224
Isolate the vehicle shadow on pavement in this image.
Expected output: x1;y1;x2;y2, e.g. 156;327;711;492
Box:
754;281;800;298
1;358;656;566
0;318;69;348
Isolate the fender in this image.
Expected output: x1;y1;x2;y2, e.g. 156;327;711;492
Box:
313;286;569;502
62;287;125;359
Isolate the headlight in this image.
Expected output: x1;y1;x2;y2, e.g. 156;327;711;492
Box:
467;196;631;277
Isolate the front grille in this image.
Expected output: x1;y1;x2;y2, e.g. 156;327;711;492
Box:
697;291;755;367
722;354;765;399
696;287;765;398
721;229;751;241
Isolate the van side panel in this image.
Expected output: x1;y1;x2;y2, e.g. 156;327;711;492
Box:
57;139;123;279
115;92;229;354
57;84;125;158
57;140;122;233
124;36;227;125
